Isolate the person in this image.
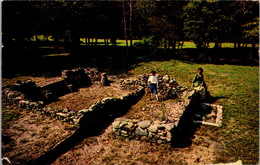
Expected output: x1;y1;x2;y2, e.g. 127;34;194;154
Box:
192;68;206;87
192;68;207;100
148;71;159;101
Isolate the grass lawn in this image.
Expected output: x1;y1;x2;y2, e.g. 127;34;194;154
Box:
30;35;257;48
124;59;259;164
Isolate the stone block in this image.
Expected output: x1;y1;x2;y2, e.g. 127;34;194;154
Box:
56;112;68;118
119;122;128;129
138;120;151;129
121;130;128;137
112;121;121;129
148;124;158;133
78;109;89;114
135;127;148;136
157;140;163;144
164;123;174;131
63;107;69;113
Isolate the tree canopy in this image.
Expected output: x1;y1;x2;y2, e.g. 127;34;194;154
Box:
2;0;259;49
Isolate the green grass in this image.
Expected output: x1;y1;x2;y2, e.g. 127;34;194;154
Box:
30;35;258;48
175;41;255;49
126;59;259;164
30;35;54;41
79;38;140;47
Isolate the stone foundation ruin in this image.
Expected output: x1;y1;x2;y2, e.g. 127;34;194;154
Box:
113;75;203;145
2;67;222;160
2;67;112;125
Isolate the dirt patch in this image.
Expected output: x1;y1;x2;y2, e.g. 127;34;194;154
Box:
52;125;222;165
219;73;229;76
125;93;184;122
3;76;131;112
2;104;76;164
2;76;63;87
46;82;130;111
2;76;131;164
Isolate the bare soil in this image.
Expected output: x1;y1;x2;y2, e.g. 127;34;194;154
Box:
125;93;184;122
2;76;130;164
2;104;76;164
53;125;223;165
2;76;63;87
46;83;130;111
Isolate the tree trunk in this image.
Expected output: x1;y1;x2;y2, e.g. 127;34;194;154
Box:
164;40;167;53
237;42;241;48
129;0;133;48
206;42;210;48
35;35;39;41
214;42;219;48
252;43;255;49
122;0;128;48
249;43;256;60
172;40;176;51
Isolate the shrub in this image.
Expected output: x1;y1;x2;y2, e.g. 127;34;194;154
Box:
134;37;153;48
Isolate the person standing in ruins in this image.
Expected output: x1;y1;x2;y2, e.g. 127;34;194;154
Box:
148;71;159;101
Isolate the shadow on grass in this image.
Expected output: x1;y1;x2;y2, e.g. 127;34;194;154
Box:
171;95;228;148
204;96;229;104
3;45;258;79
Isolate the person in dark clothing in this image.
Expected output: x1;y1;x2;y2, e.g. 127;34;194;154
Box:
192;68;206;87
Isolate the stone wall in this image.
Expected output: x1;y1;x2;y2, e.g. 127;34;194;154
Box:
62;67;110;87
120;74;194;100
77;86;145;127
2;80;45;110
62;68;92;88
112;118;174;145
2;67;112;124
111;87;201;145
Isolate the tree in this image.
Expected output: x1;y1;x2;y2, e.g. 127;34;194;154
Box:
183;1;229;49
220;1;259;48
242;17;259;48
135;1;186;53
2;1;40;47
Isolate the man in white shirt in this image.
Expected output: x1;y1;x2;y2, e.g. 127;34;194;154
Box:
147;71;159;101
